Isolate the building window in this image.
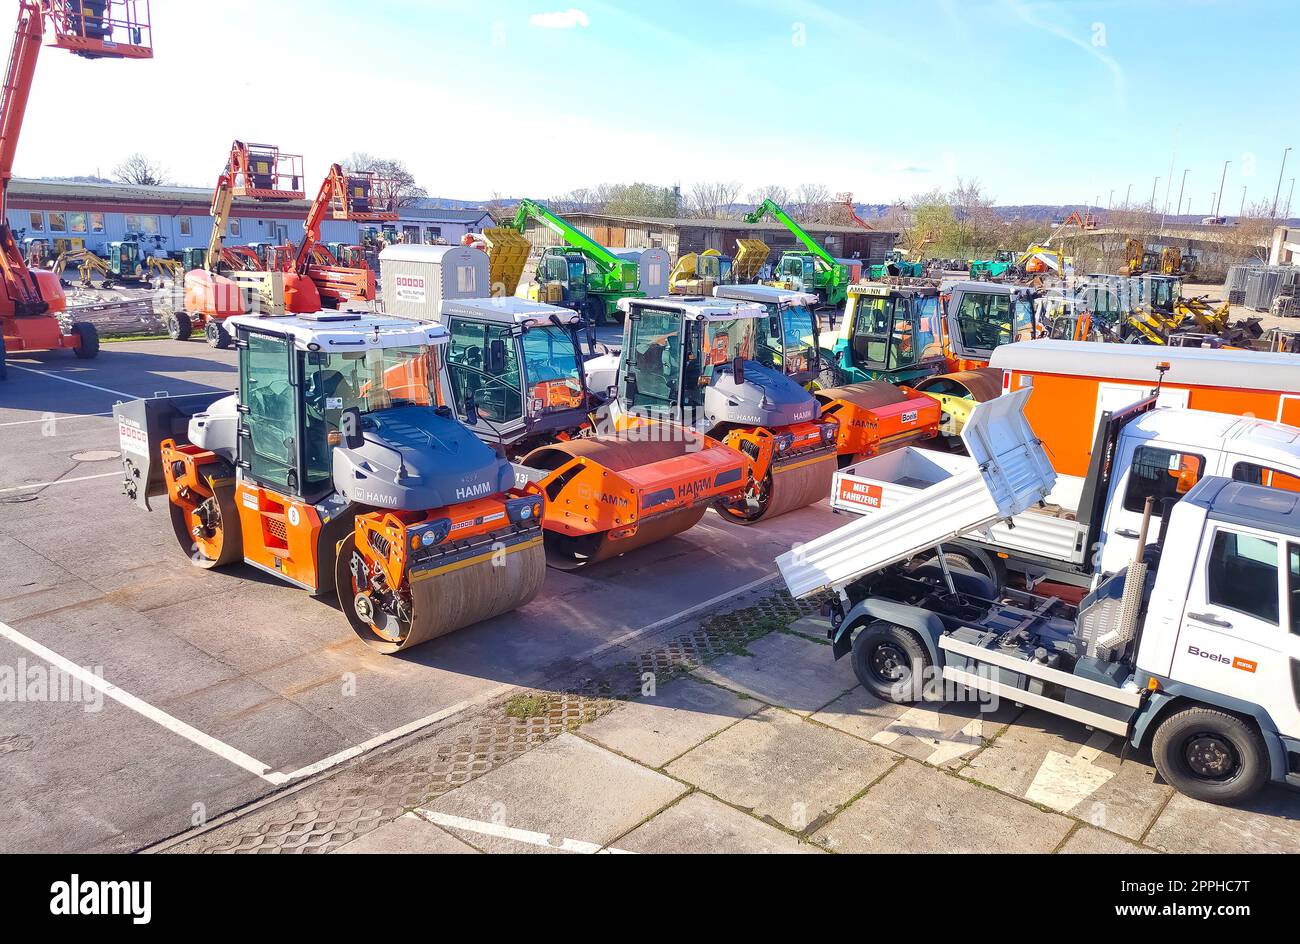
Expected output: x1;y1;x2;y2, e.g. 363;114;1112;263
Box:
48;211;66;233
229;219;242;237
425;226;442;244
179;216;192;237
125;214;162;236
28;211;43;231
68;212;88;234
89;212;104;233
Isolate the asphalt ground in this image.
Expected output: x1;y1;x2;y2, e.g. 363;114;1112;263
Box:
0;337;838;852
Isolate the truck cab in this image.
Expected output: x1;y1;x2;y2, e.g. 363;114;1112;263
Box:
713;284;823;387
832;283;947;386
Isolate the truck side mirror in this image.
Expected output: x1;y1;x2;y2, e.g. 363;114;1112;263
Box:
732;356;745;386
488;339;508;375
340;407;365;449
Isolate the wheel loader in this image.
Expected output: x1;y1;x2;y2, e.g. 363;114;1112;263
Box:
114;311;546;653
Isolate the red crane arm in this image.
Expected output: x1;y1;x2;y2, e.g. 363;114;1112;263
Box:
294;163;346;272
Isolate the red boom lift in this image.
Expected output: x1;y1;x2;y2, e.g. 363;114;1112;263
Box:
0;1;152;379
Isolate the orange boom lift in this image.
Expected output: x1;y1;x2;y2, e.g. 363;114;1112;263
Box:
280;162;397;309
180;140;309;346
0;1;152;379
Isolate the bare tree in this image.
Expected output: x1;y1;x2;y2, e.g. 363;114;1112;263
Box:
345;153;428;208
791;183;835;224
113;153;170;187
746;184;790;208
686;180;742;219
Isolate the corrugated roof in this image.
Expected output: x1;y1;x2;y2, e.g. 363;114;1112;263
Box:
562;211;896;237
10;178;492;222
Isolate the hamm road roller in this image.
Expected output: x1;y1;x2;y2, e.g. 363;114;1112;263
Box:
381;245;762;571
114;311;546;653
588;295;842;526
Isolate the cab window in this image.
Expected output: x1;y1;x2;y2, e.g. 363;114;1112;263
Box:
624;310;680;408
1232;462;1300;494
955;293;1012;349
240;332;297;493
1122;446;1205;513
1289;545;1300;636
446;319;522;423
913;296;943;362
1207;530;1279;625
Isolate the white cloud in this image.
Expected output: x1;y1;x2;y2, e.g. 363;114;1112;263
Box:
529;8;590;29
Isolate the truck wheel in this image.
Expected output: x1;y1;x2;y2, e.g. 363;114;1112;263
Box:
1151;706;1269;805
205;319;232;350
932;549;1005;595
71;323;99;359
852;621;931;703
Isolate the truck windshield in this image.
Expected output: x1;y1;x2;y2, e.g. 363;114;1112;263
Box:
955;293;1037;349
757;302;818;374
521;325;584;415
701;318;756;378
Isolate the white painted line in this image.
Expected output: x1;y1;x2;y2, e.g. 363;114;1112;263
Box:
0;619;287;785
415;809;634;854
0;412;113;428
0;471;121;494
573;572;780;663
281;682;517;781
5;365;134;398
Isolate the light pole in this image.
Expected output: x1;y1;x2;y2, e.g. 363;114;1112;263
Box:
1272;147;1292;218
1210;192;1216;217
1287;178;1295;218
1124;183;1132;207
1108;189;1114;209
1151;176;1160;209
1215;160;1230;217
1175;169;1189;220
1240;185;1247;219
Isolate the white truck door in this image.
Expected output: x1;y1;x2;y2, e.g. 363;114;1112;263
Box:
1099;438;1209;574
1171;523;1300;738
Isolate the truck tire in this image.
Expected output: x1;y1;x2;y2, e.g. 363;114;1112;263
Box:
71;322;99;359
1151;706;1269;805
851;620;931;704
929;548;1006;596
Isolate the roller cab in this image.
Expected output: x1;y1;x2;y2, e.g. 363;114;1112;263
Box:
608;296;839;526
115;312;545;654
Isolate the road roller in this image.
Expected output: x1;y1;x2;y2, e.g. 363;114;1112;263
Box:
380;246;765;570
588;295;841;527
114;312;546;654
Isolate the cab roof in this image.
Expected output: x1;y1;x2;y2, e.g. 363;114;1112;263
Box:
1185;477;1300;541
618;296;766;322
848;282;938;298
1130;409;1300;468
225;312;449;351
438;296;581;327
713;284;818;308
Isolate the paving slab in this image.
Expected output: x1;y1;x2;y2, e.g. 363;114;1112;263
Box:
813;687;1021;769
959;709;1172;840
617;792;823;854
692;631;858;716
1060;825;1155;854
1144;787;1300;854
812;760;1074;853
580;676;760;768
423;733;686;853
665;706;896;832
333;813;480;854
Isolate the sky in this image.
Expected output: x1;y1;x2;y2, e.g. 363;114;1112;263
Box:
15;0;1300;211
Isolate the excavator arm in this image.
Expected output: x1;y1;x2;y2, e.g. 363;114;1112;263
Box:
205;173;234;272
509;199;625;276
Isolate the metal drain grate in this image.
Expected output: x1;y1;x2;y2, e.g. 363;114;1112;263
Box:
179;589;825;854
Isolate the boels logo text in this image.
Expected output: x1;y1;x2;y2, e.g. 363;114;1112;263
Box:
1187;645;1258;674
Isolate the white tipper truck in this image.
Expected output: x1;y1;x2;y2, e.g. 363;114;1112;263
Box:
829;394;1300;591
778;389;1300;805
